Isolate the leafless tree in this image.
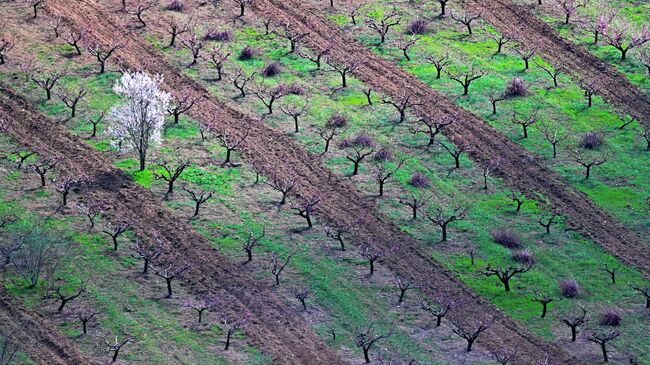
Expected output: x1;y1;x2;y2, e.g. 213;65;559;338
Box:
104;335;133;363
264;176;295;205
280;100;309;133
409;115;455;147
382;93;421;124
366;7;401;44
252;84;293;116
491;348;518;365
151;261;189;298
242;225;265;263
642;129;650;150
511;111;537;139
513;46;537;70
215;129;249;167
353;321;395;363
265;253;291;285
575;150;608;180
507;192;525;212
298;47;330;71
229;68;256;98
487;32;512;54
183;296;219;323
87;111;105;139
484;263;533;292
371;155;405;197
132;236;162;274
629;284;650;308
554;0;589;25
329;61;360;88
127;0;158;28
160;15;192;47
182;186;214;217
447;67;484;95
28;157;58;187
356;243;397;276
452;317;494;352
87;41;124;74
167;92;201;124
587;330;619;363
537;120;567;158
535;61;565;87
53;176;83;207
232;0;254;17
290;194;322;229
538;209;560;234
0;32;14;65
348;3;366;25
618;115;636;130
450;11;482;35
32;71;64;100
425;52;450;79
638;47;650;73
465;243;478;266
318;115;348;153
601;263;620;284
291;285;313;311
208;44;231;81
324;216;363;251
48;279;86;313
57;86;87;118
420;293;453;326
436;0;451;16
154;159;191;196
394;275;415;304
77;201;104;230
398;191;431;220
440;140;469;169
74;303;100;334
24;0;45;18
579;80;597;107
340;134;375;175
9;150;34;169
221;310;252;350
532;292;554;318
181;30;205;67
425;201;471;241
102;222;130;251
560;305;588;342
64;27;88;56
274;26;309;53
395;36;419;61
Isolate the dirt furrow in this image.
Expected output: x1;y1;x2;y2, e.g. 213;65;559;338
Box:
250;0;650;278
465;0;650;128
0;285;96;365
0;86;343;365
35;0;586;363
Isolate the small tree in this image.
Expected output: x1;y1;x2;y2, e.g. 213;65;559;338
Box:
290;194;322;229
167;92;201;124
324;217;363;251
127;0;158;28
537;120;567;158
102;222;130;251
242;225;265;263
24;0;45;18
484;263;533;292
356;243;397;276
52;176;83;207
161;15;192;47
487;32;512;54
48;280;85;313
9;150;35;169
513;46;537;71
232;0;253;17
395;36;419;61
151;262;189;298
575;150;608;180
183;296;219;323
450;11;482;35
560;306;588;341
64;27;88;56
629;284;650;308
420;293;453;326
436;0;451;16
452;318;494;352
370;149;404;196
104;335;133;363
447;67;484;96
74;303;100;335
440;140;470;169
274;27;309;53
535;61;565;87
291;285;313;311
601;263;620;284
318;114;348;153
229;68;256;98
154;159;190;196
511;111;537;139
329;61;360;88
604;19;650;60
409;115;455;147
207;45;231;81
221;310;252;350
587;330;620;363
532;292;554;318
590;9;617;44
87;41;124;74
394;275;415;304
424;202;471;242
32;71;64;100
382;94;421;124
252;84;297;116
215;129;249;167
280;100;309;133
57;86;87;118
366;7;401;44
398;190;431;220
181;30;205;67
554;0;589;25
297;47;330;71
265;254;291;285
132;237;162;274
87;112;105;139
182;186;214;217
353;321;395;363
579;80;597;107
28;157;59;187
340;134;375;176
0;32;14;65
537;209;560;234
108;72;170;171
77;201;104;230
264;176;295;205
425;52;450;79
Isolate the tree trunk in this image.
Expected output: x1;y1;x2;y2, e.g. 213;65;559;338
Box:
601;343;608;362
363;348;371;363
466;338;475;352
352;160;360;175
571;326;577;342
165;278;173;297
440;224;448;241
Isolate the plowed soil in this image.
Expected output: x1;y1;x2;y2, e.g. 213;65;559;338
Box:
0;86;343;365
249;0;650;277
465;0;650;128
19;0;586;363
0;285;96;365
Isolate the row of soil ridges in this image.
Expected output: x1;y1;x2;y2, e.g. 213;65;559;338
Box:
0;285;95;364
464;0;650;128
0;86;341;364
3;0;578;363
248;0;650;277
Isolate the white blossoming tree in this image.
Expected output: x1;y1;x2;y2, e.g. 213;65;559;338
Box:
108;71;170;171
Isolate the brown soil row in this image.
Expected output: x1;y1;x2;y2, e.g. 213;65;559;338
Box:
0;86;342;364
39;0;584;363
0;285;96;365
250;0;650;275
466;0;650;129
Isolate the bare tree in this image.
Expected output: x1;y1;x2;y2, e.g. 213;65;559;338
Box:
424;201;471;241
511;111;537;139
265;253;291;285
242;225;265;263
232;0;254;17
538;209;560;234
24;0;45;18
560;306;588;342
151;262;189;298
274;26;309;53
507;192;525;212
127;0;158;28
629;284;650;308
353;321;395;363
535;61;565;87
280;100;309;133
436;0;451;16
532;292;554;318
537;120;567;158
348;3;366;25
579;80;597;107
182;186;214;217
587;330;619;363
0;32;14;65
214;129;249;167
382;93;421;124
452;317;494;352
221;310;252;350
53;176;83;207
642;128;650;150
425;52;450;79
484;263;533;292
181;30;205;67
370;154;405;197
252;84;294;116
28;157;59;187
487;32;512;54
356;243;396;276
229;68;256;98
183;296;219;323
601;263;620;284
74;303;100;334
440;140;470;169
395;36;419;61
161;15;192;47
48;280;85;313
513;46;537;71
57;86;87;118
488;92;506;115
329;61;360;88
77;201;104;230
297;47;330;70
491;348;518;365
318;115;348;153
102;222;130;251
167;92;201;124
398;191;431;220
87;41;124;74
132;237;162;274
618;115;636;130
465;243;478;266
290;194;322;229
340;134;375;175
638;47;650;74
394;275;415;304
64;27;88;56
575;150;608;180
154;158;190;196
265;176;295;205
420;293;453;326
554;0;589;25
409;115;455;146
366;7;401;44
32;71;64;100
447;67;484;96
87;112;105;139
324;217;363;251
291;285;313;311
104;335;133;363
208;44;231;81
450;11;482;35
